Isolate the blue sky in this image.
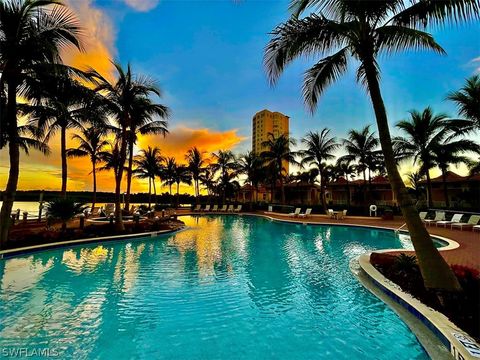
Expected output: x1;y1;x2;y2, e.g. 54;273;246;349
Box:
99;0;480;152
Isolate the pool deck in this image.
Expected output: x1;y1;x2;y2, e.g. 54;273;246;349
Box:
181;210;480;272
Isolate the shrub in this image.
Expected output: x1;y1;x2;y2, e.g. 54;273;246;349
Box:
45;198;87;231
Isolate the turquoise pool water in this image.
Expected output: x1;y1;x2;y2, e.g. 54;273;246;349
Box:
0;215;433;359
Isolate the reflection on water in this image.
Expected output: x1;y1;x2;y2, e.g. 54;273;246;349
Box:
0;215;429;359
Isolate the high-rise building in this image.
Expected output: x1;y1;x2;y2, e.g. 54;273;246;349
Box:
252;109;290;172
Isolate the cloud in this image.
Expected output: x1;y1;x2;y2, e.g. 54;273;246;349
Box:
472;56;480;73
123;0;160;12
62;0;117;80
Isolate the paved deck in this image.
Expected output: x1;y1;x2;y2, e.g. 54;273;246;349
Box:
182;210;480;272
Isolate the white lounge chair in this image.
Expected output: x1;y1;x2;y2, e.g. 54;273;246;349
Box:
268;206;273;212
193;204;201;212
338;209;348;220
299;208;312;218
211;205;218;212
423;211;445;226
234;205;242;213
419;211;427;221
327;209;334;219
227;205;234;212
288;208;301;217
436;213;463;227
473;225;480;232
451;215;480;231
218;205;227;212
201;205;211;212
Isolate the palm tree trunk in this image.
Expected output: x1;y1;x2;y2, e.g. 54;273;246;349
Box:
319;172;327;212
61;126;67;198
125;138;134;210
442;170;449;208
0;78;19;248
176;182;180;208
115;125;128;231
426;170;433;208
92;162;97;210
148;177;151;209
152;177;157;205
280;177;285;204
363;58;460;291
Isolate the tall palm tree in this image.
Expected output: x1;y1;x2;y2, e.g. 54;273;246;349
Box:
394;107;466;208
299;128;339;211
264;0;479;291
28;70;95;197
261;133;298;204
92;62;164;230
210;150;238;203
124;94;169;210
185;147;206;198
173;164;192;207
431;140;480;207
446;75;480;130
238;151;264;203
133;146;165;209
199;166;216;197
162;157;177;197
66;125;109;210
0;0;82;246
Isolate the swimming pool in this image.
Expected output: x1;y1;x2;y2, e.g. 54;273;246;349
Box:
0;215;438;359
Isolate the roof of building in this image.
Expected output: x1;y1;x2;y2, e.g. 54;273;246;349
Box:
422;171;480;183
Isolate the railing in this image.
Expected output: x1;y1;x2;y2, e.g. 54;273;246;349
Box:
394;223;407;234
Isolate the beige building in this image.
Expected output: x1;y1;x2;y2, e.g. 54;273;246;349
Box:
252;109;290;172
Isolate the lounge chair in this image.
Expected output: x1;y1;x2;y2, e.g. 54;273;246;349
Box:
423;211;445;226
227;205;234;212
218;205;227;212
419;211;427;221
193;204;201;212
451;215;480;231
436;213;463;227
211;205;218;212
338;209;348;220
234;205;242;213
202;205;211;212
288;208;301;217
473;225;480;232
299;208;312;218
88;206;100;218
104;203;115;216
327;209;334;219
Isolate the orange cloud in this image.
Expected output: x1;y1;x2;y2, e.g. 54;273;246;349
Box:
123;0;160;12
0;126;246;195
62;0;117;81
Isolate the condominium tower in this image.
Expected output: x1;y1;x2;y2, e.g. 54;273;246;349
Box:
252;109;290;172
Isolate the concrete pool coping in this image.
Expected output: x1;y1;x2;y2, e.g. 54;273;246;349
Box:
2;212;478;358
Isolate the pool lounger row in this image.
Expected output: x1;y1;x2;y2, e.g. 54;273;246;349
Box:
421;211;480;231
193;205;242;213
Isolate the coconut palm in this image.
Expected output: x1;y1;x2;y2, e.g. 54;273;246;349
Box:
394;107;466;208
45;198;87;232
173;164;192;207
468;157;480;176
299;129;339;211
124;94;169;210
0;0;82;246
185;147;206;198
210;150;238;203
91;62;164;230
238;151;264;203
264;0;480;291
66;125;109;210
133;146;165;209
162;157;177;197
446;75;480;130
431;140;480;207
335;157;356;207
260;133;298;204
199;166;216;197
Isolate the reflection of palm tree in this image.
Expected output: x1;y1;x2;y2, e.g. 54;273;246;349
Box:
66;125;109;210
264;0;478;291
299;129;339;211
446;75;480;130
431;140;480;207
134;146;165;209
0;0;82;246
261;133;298;204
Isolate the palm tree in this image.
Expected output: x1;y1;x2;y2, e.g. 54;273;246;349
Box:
468;157;480;176
394;107;465;208
238;151;264;203
406;171;426;202
124;94;169;210
260;133;298;204
92;62;164;230
173;164;192;207
199;166;216;198
431;140;480;207
335;157;356;207
0;0;82;246
299;129;339;211
133;146;165;209
210;150;238;203
185;147;206;198
162;157;177;197
97;142;126;188
446;75;480;130
264;0;479;291
66;125;109;210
